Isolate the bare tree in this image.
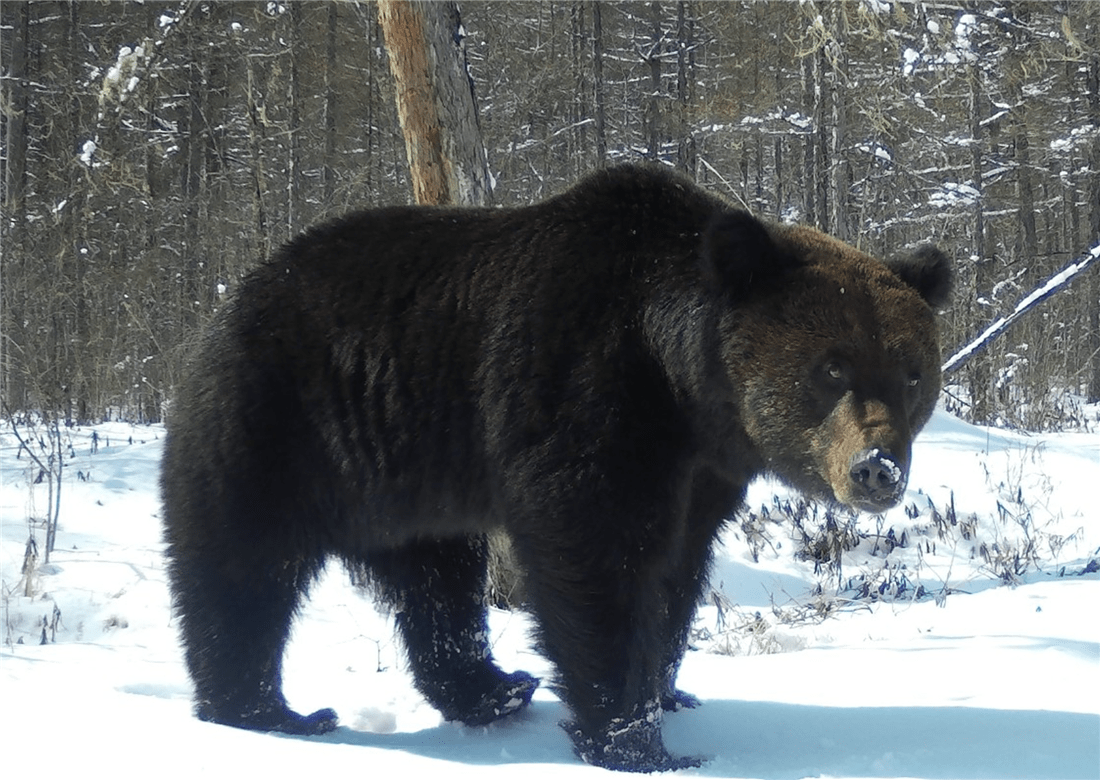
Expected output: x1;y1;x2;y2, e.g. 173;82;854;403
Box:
1088;50;1100;402
1;1;30;410
592;2;607;166
377;0;492;206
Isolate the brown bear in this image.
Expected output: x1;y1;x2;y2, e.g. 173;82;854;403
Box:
160;163;950;772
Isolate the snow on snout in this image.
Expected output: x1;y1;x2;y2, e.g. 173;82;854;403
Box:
866;448;903;482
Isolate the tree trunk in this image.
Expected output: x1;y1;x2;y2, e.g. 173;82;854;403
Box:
1014;117;1037;264
829;4;849;243
644;1;663;161
774;138;784;221
244;55;270;263
592;1;607;166
287;1;302;237
2;1;30;411
3;1;29;231
322;2;338;203
181;20;206;337
66;0;90;422
377;0;493;207
813;45;829;233
802;52;818;227
967;57;992;423
675;1;696;173
570;3;588;180
1087;52;1100;402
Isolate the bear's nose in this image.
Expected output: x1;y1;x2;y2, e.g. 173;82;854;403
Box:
848;449;905;508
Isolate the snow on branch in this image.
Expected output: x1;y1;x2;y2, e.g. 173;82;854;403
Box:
942;243;1100;377
83;1;193;168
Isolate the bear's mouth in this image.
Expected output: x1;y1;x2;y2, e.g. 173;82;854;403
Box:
842;491;906;514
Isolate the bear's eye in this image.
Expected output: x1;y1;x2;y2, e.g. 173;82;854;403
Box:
816;358;851;399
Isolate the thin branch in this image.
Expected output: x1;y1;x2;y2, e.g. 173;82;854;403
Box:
942;244;1100;376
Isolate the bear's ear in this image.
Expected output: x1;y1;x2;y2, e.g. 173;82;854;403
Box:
700;210;798;296
884;245;953;309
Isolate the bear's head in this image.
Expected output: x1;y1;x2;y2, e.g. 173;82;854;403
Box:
703;213;952;513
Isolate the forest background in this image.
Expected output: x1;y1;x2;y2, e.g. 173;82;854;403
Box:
2;0;1098;432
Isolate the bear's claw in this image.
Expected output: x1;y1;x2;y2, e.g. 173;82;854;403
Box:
661;687;701;712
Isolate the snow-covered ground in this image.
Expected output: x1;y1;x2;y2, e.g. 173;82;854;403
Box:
1;409;1096;779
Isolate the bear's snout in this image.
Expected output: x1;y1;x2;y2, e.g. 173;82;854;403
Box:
848;448;906;510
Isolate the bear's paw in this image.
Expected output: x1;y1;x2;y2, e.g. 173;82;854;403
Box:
198;700;338;736
566;699;705;773
456;669;539;727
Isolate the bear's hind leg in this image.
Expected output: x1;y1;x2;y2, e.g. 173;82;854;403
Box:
169;546;335;735
369;535;538;725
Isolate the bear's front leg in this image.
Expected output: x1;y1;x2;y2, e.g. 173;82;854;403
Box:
659;469;743;714
512;517;704;772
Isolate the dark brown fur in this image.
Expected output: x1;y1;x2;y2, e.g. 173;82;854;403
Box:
161;164;950;772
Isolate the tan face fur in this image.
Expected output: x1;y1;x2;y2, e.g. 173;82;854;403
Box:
731;226;944;512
